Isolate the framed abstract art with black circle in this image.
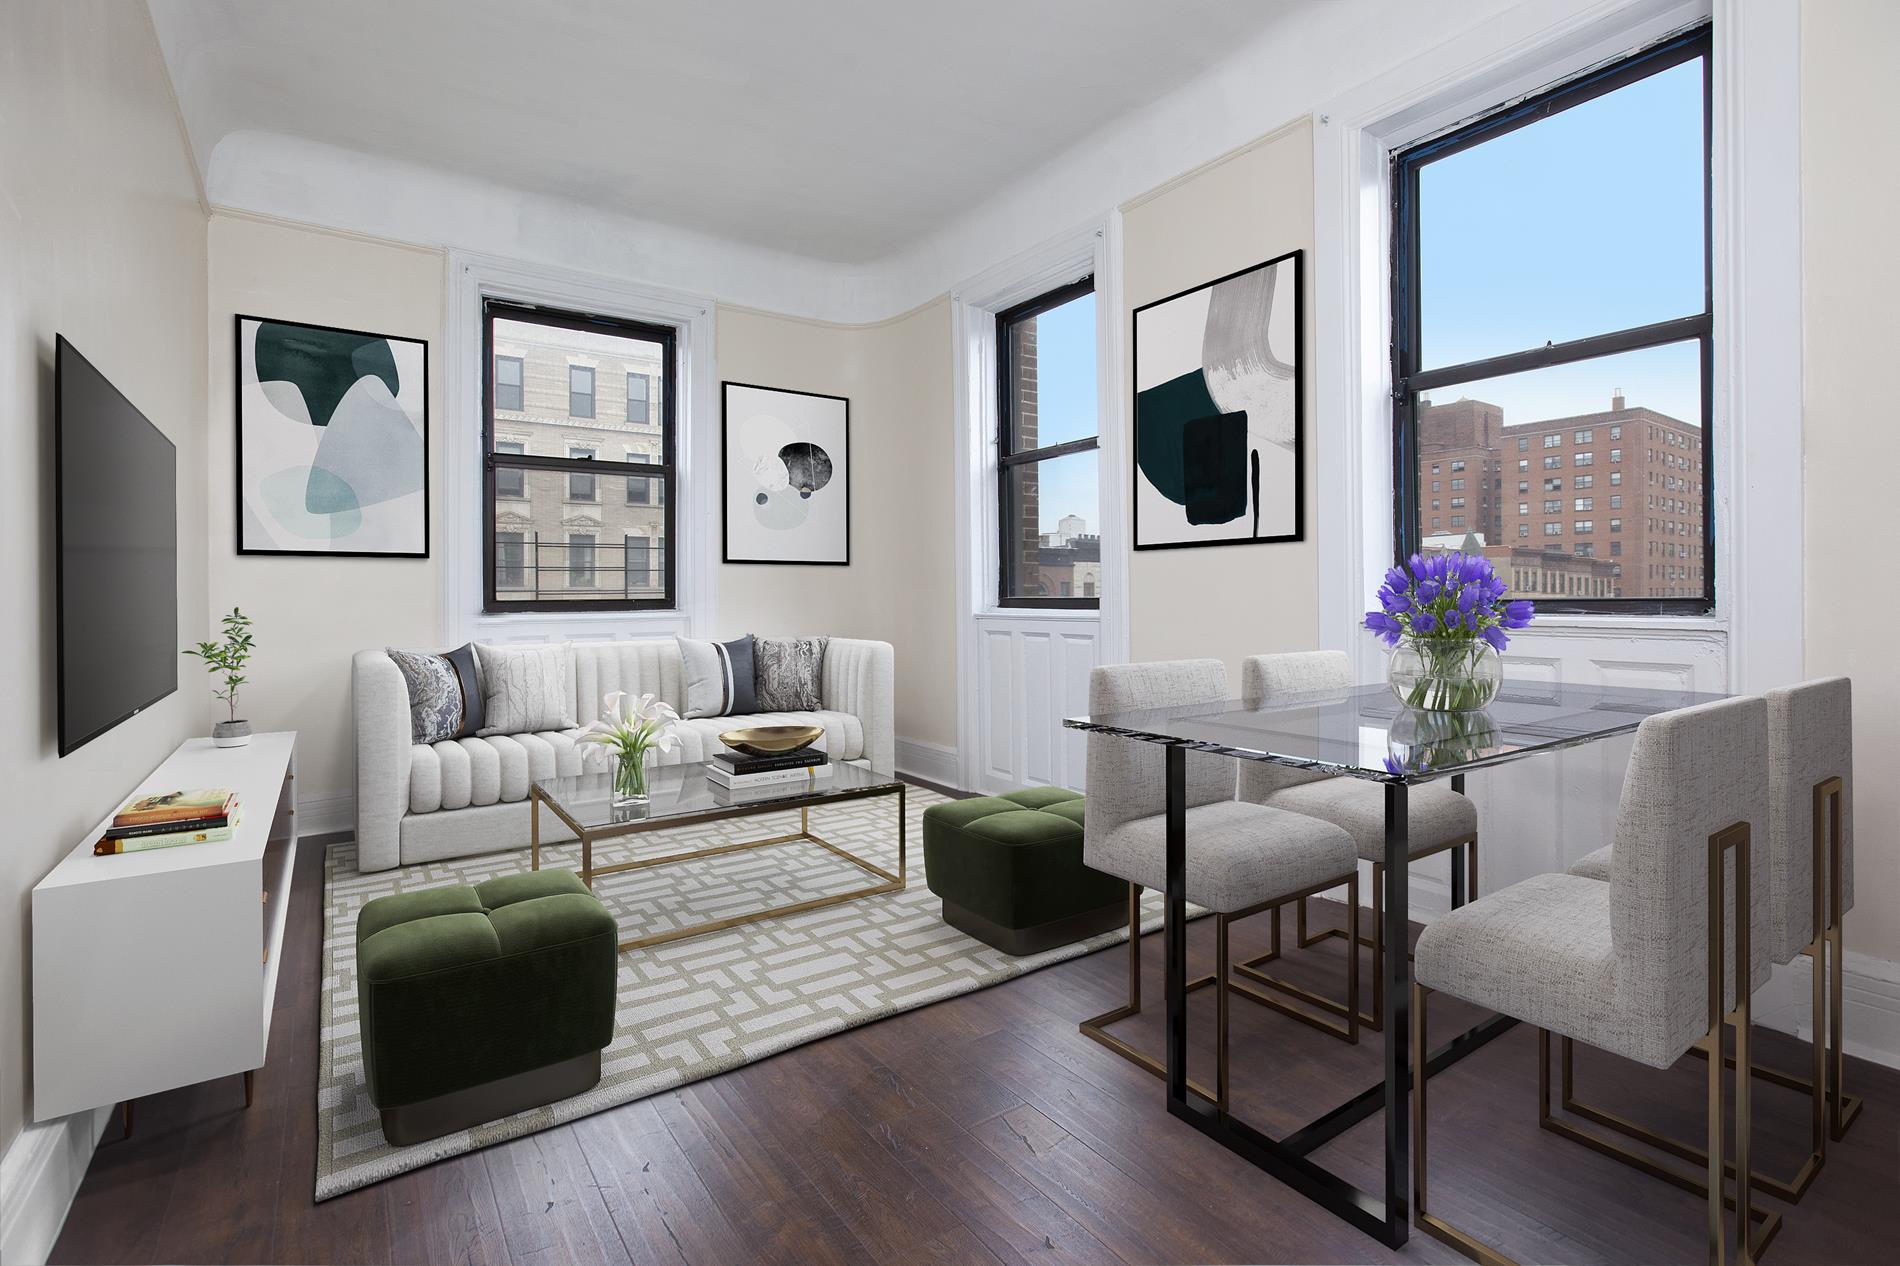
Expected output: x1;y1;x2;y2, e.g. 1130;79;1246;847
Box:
721;381;851;565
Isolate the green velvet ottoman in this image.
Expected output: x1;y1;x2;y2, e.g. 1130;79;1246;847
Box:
355;869;618;1145
922;788;1123;955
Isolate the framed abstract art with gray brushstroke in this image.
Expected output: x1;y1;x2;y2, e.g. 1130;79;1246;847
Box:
1131;249;1303;550
235;314;429;557
721;381;851;565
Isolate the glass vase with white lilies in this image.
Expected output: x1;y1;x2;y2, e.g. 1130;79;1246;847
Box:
581;691;680;805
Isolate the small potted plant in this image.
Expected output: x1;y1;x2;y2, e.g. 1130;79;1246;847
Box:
185;608;256;747
1364;552;1533;711
580;690;680;805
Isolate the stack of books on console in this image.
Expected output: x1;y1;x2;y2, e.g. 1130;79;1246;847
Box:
706;747;830;791
95;788;241;856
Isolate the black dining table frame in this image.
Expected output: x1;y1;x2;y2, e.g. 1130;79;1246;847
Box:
1152;745;1515;1249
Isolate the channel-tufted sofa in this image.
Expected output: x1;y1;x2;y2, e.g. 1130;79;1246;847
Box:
352;637;894;871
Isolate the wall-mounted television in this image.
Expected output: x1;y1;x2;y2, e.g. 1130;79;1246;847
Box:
56;335;177;756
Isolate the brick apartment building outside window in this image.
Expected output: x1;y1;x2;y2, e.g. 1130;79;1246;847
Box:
1392;25;1712;611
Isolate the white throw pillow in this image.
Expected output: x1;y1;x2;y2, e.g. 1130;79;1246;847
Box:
474;642;576;736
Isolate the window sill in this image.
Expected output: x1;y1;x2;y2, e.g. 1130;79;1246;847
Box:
474;607;687;628
976;605;1102;622
1508;611;1727;638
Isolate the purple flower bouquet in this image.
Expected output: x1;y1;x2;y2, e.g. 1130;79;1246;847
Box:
1365;552;1534;711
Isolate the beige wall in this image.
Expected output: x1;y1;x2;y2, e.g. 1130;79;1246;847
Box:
198;223;954;816
0;1;209;1156
1119;120;1319;681
1802;0;1898;962
206;213;446;817
716;301;958;748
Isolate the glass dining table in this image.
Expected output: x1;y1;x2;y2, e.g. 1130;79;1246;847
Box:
1063;677;1727;1249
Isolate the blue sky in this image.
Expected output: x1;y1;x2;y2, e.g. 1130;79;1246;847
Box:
1419;56;1706;427
1023;292;1098;534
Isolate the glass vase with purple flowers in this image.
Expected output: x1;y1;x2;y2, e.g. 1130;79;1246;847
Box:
1364;552;1534;712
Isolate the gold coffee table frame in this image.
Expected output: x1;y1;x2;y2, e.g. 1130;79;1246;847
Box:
529;769;906;952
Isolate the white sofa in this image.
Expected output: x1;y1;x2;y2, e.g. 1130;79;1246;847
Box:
351;637;894;871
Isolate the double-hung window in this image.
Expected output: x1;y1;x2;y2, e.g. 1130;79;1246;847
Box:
569;365;595;418
483;300;676;610
1393;25;1711;612
996;276;1099;608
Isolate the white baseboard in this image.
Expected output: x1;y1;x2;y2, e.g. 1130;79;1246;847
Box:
895;736;960;790
1753;948;1900;1071
0;1105;114;1266
298;790;354;839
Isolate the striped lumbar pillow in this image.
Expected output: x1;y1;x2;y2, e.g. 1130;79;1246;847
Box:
676;635;759;719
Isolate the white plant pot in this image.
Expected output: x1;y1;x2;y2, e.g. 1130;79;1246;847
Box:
213;720;252;748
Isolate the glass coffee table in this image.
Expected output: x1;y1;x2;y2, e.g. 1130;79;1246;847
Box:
528;760;906;952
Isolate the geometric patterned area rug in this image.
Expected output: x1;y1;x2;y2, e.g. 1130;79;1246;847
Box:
315;783;1186;1199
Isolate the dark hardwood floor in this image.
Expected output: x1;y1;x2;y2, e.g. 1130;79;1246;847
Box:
52;836;1900;1265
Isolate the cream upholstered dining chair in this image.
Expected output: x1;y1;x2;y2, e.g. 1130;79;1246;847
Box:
1564;676;1856;1202
1235;651;1478;1029
1409;695;1778;1265
1078;660;1363;1108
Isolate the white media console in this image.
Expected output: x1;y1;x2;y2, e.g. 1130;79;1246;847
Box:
31;732;298;1122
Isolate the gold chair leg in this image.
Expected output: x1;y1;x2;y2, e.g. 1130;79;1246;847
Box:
1413;984;1516;1265
1229;875;1361;1043
1078;883;1223;1102
1287;835;1478;1034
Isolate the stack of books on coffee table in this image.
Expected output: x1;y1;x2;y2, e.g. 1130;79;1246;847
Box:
706;747;830;791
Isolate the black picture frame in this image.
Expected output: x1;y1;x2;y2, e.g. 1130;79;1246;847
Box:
720;380;852;566
1130;248;1305;551
234;313;430;558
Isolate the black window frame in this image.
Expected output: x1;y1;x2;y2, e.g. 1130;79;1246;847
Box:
482;299;678;613
996;274;1098;610
1391;24;1713;615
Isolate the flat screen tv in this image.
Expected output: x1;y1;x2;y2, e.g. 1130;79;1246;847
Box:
56;335;177;756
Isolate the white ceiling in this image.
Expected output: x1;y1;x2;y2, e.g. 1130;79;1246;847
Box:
148;0;1304;264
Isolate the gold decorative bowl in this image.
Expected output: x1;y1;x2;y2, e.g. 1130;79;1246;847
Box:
718;724;824;757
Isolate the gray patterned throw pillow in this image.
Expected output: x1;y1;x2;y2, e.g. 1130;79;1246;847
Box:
753;636;826;712
387;646;482;744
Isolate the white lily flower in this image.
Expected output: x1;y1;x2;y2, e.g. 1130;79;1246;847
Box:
583;688;679;765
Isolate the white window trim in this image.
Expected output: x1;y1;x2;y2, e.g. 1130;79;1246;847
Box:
949;215;1130;789
441;249;717;644
1311;0;1802;693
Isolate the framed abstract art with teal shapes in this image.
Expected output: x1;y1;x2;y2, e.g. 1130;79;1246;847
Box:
1131;250;1303;550
235;315;429;557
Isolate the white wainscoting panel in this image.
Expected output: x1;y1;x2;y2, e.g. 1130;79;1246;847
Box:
970;616;1099;796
